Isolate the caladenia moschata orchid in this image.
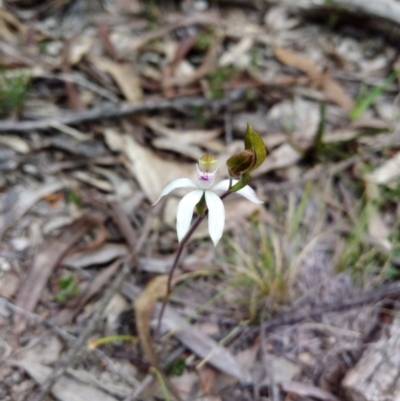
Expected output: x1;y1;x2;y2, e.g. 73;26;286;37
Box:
153;154;263;246
154;124;267;334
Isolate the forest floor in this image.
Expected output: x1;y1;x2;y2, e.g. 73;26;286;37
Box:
2;1;400;400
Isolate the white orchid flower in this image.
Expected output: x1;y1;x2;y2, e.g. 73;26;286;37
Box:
153;154;263;246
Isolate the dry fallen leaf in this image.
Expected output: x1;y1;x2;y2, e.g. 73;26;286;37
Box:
13;212;106;333
145;119;223;145
17;359;119;401
322;73;354;113
73;171;114;192
103;127;124;151
68;36;93;65
274;46;354;112
219;37;253;68
134;275;184;401
152;137;204;160
275;46;321;82
365;151;400;184
134;275;178;366
67;367;133;398
122;133;195;203
280;381;340;401
63;243;128;269
0;135;30;153
138;255;175;274
89;55;142;103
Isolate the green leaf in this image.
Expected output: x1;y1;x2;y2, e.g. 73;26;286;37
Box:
165;358;186;376
66;189;82;207
244;123;267;170
350;72;396;120
58;275;74;289
55;275;79;303
226;124;267;178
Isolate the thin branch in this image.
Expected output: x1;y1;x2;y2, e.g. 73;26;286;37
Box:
271;0;400;27
238;281;400;349
0;89;244;132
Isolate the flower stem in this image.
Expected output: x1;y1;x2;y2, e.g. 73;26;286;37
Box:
156;214;205;337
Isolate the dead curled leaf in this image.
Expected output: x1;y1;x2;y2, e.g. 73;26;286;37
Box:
134;275;184;401
13;212;106;334
274;46;354;112
134;275;170;367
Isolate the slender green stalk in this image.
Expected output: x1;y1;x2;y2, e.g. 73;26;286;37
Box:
151;367;171;401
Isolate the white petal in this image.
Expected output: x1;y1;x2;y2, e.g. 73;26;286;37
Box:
211;179;239;192
212;180;263;203
205;191;225;246
176;190;204;242
152;178;198;205
236;185;264;204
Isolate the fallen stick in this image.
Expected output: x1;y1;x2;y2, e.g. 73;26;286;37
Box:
270;0;400;27
239;280;400;348
0;90;244;132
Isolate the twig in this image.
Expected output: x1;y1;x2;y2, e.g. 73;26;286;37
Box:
31;259;129;401
270;0;400;27
1;297;75;343
0;90;244;132
239;281;400;348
